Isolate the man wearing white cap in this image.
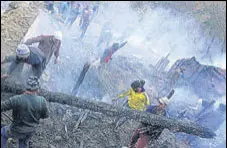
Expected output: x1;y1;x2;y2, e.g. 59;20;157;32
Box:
1;43;46;79
1;31;63;79
24;31;62;65
129;90;174;148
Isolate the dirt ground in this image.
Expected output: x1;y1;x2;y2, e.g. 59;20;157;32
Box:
1;1;43;60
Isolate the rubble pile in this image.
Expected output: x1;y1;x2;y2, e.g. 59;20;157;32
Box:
169;57;226;100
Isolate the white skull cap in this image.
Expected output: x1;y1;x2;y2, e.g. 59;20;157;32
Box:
197;98;203;105
159;97;169;105
16;44;30;58
54;31;63;41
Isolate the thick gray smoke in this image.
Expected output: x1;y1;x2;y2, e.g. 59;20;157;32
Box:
22;2;226;147
23;2;226;75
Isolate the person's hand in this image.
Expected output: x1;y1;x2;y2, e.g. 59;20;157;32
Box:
122;41;128;46
119;94;124;98
1;74;8;79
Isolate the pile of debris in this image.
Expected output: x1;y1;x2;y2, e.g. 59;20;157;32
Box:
169;56;226;100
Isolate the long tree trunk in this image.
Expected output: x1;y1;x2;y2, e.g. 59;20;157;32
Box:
1;78;216;138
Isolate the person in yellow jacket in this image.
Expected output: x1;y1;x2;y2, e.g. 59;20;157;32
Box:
113;80;150;111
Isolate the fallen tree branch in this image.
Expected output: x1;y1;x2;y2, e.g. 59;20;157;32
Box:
1;112;13;121
74;112;88;131
1;78;216;138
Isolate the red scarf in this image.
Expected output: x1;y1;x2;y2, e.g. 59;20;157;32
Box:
104;49;113;63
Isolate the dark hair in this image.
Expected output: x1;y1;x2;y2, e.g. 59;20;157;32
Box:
131;80;145;92
26;76;40;91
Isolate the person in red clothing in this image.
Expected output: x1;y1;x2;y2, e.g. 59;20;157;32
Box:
129;97;169;148
100;41;128;64
91;41;128;68
129;90;175;148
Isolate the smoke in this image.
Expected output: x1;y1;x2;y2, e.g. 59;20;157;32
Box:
196;120;226;148
89;2;225;69
168;88;226;147
22;2;225;147
22;1;226;103
23;2;226;86
167;87;199;117
211;54;226;69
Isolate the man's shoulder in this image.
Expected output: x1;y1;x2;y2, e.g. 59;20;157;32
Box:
19;94;46;101
24;95;47;106
9;94;22;100
36;95;48;103
8;94;25;103
30;94;46;100
5;55;16;62
35;35;53;40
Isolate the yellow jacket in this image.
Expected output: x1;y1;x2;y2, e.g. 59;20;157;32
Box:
118;88;150;111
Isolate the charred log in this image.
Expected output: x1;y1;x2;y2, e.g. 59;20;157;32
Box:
1;78;216;138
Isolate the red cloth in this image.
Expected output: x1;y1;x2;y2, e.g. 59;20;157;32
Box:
129;127;150;148
104;49;112;63
137;134;150;148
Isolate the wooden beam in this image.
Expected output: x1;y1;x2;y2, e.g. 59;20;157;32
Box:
1;78;216;138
